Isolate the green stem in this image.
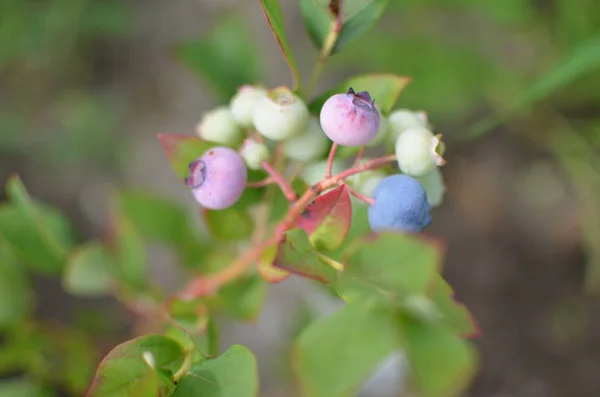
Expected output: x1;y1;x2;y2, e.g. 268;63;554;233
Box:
306;22;340;98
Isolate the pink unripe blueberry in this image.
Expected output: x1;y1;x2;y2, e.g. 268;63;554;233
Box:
319;88;380;146
185;147;248;210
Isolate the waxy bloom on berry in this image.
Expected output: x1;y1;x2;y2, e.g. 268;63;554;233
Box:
230;85;266;129
320;88;380;146
252;86;309;141
186;147;247;210
239;138;270;170
387;109;428;146
395;127;445;177
196;106;243;146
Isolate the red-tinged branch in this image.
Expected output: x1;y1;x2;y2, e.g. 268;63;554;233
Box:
347;186;375;205
325;143;338;178
176;154;397;300
261;161;297;202
352;146;365;167
247;177;274;188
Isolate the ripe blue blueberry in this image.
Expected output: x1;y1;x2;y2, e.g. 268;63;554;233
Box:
320;88;380;146
367;174;431;233
185;147;248;210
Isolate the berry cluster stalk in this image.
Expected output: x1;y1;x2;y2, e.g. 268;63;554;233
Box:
177;154;397;299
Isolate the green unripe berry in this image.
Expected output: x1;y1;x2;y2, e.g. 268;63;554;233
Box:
240;138;270;170
395;127;445;177
253;87;309;141
417;168;445;207
230;85;266;128
196;106;243;145
282;118;329;162
387;109;428;146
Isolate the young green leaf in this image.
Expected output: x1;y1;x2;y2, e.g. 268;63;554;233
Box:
157;134;213;182
0;245;31;329
202;207;254;242
164;297;212;355
334;0;389;52
63;242;117;297
294;302;401;397
171;345;258;397
429;276;480;338
111;215;147;292
86;334;185;397
175;16;262;101
274;228;338;283
309;74;411;115
308;185;352;251
259;0;302;91
258;243;291;283
216;274;268;321
400;316;478;397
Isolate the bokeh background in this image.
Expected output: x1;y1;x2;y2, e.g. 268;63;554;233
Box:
1;0;600;396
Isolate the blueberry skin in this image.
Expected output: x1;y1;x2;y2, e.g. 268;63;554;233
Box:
368;174;431;233
186;147;248;210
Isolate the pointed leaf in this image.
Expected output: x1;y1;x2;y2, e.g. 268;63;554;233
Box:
259;0;301;91
202;207;254;242
309;74;411;115
339;232;442;301
274;228;337;283
86;335;185;397
157;134;213;181
429;276;481;338
175;16;262;101
294;302;401;397
309;185;352;250
171;345;258;397
400;316;478;397
63;242;117;296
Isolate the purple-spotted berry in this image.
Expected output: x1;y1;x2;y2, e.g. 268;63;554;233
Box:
320;88;380;146
252;86;309;141
186;147;248;210
368;174;431;233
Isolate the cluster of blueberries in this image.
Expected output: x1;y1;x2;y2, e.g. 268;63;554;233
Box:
185;86;446;233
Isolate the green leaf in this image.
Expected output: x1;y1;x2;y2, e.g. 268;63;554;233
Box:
259;0;302;92
274;228;337;283
87;335;185;397
157;134;213;182
0;245;31;329
217;273;268;321
429;276;480;338
309;74;411;115
269;178;309;223
63;242;117;296
465;36;600;139
294;303;401;397
339;232;442;301
175;16;262;101
400;316;478;397
257;243;290;283
203;207;254;242
171;345;258;397
0;379;54;397
164;298;212;355
112;215;147;291
300;0;389;53
308;185;352;251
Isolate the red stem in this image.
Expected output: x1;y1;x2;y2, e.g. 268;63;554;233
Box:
247;178;274;188
325;143;338;178
352;146;365;168
261;161;297;202
347;186;375;205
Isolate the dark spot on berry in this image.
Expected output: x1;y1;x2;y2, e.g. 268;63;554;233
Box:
187;160;207;188
209;150;215;156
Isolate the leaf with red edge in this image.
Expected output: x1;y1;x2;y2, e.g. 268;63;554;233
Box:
258;244;290;283
429;276;481;338
274;228;338;283
295;185;352;252
259;0;302;92
157;134;213;181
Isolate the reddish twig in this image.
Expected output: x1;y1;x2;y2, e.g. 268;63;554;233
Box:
347;186;375;205
325;143;338;178
247;177;274;188
352;146;366;168
261;161;297;202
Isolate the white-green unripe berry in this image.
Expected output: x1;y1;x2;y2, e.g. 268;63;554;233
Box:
252;86;309;141
282;118;329;162
387;109;428;146
346;169;386;199
230;85;266;128
239;138;270;170
417;167;445;207
395;127;445;177
301;159;345;186
196;106;243;145
367;113;390;147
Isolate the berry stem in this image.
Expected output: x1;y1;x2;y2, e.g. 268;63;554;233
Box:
306;21;341;97
175;154;397;299
325;143;338;178
246;177;274;188
347;186;375;205
261;161;297;202
353;147;366;167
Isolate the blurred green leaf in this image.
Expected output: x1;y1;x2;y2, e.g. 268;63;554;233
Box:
87;334;185;397
0;244;31;329
429;276;480;337
171;345;258;397
176;16;262;101
112;215;147;291
294;302;400;397
339;232;442;301
334;0;389;52
0;379;54;397
164;298;212;355
203;207;254;242
259;0;302;91
309;74;411;115
217;274;268;321
231;169;269;210
299;0;330;50
466;36;600;139
274;228;337;282
269;178;309;223
400;316;477;397
63;242;117;296
257;243;290;282
158;134;213;182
